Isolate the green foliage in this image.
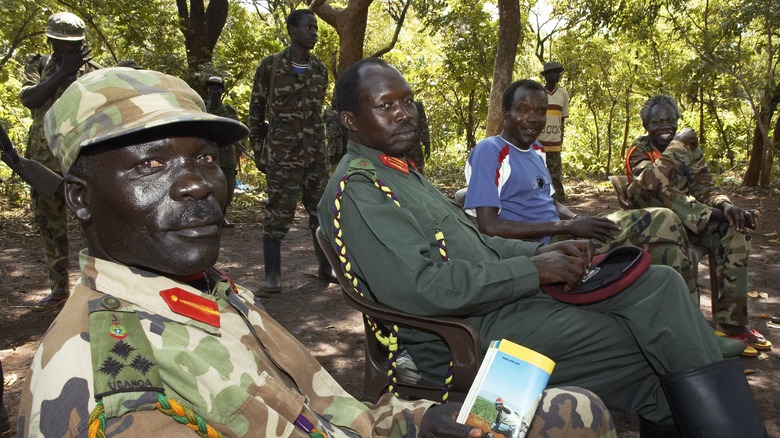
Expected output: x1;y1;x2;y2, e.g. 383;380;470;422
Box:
469;395;498;423
424;142;469;196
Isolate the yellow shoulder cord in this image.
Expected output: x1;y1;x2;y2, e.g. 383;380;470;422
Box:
88;394;224;438
332;174;454;402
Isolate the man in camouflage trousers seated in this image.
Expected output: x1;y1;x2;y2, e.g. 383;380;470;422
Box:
17;67;616;438
625;95;770;355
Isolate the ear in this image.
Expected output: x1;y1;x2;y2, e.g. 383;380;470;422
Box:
341;111;358;133
64;174;92;224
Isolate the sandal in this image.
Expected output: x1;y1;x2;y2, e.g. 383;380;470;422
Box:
31;293;69;312
720;326;772;351
715;330;764;357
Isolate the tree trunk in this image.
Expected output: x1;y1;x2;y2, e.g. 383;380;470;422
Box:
484;0;521;137
310;0;372;76
743;83;780;186
176;0;229;72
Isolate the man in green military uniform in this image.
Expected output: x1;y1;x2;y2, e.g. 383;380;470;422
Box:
249;9;334;292
318;58;767;437
205;76;239;227
18;67;617;438
625;95;770;353
18;11;100;311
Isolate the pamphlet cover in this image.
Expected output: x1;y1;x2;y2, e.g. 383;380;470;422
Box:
456;339;555;438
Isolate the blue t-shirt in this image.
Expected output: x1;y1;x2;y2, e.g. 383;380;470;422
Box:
464;136;560;243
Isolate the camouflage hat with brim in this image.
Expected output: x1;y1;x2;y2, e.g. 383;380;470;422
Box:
45;12;86;41
44;67;249;174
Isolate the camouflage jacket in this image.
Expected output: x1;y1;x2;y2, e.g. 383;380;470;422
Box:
18;250;433;437
205;100;239;167
249;47;328;165
19;53;100;172
625;135;731;234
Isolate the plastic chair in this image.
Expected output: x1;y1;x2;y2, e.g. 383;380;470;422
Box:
608;175;720;325
315;227;482;403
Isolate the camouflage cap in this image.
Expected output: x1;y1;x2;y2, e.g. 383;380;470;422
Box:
116;59;143;69
44;67;249;174
45;12;86;41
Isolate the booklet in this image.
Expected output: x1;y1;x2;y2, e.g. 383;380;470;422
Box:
456;339;555;438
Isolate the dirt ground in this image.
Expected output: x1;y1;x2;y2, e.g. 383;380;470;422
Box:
1;178;778;437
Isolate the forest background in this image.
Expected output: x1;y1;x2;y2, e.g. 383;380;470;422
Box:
0;0;779;199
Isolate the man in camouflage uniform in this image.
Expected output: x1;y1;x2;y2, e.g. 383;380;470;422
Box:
205;76;239;227
319;61;767;437
407;101;431;174
17;67;617;438
324;99;348;167
249;9;334;292
18;11;99;311
625;95;770;352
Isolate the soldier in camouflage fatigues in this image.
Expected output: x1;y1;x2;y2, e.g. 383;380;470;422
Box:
324;100;348;167
407;101;431;174
205;76;239;227
18;11;100;311
249;9;334;292
625;95;770;352
19;67;616;438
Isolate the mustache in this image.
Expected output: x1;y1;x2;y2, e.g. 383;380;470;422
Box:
163;200;223;230
393;121;417;135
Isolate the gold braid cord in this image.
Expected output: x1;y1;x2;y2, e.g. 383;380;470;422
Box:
332;175;454;402
87;394;224;438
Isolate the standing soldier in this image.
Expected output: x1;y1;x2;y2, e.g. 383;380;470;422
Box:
205;76;239;228
538;61;569;203
407;100;431;174
249;9;335;292
324;99;347;167
18;11;100;311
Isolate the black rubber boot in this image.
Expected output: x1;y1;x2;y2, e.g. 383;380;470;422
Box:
311;229;338;284
660;358;767;438
263;235;282;293
639;417;680;437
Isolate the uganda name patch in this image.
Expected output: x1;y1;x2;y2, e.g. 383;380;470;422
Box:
89;305;164;398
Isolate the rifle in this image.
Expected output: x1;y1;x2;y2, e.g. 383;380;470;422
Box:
0;124;63;196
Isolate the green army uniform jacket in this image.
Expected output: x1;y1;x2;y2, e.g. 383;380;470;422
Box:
625;135;731;234
205;100;239;168
18;250;433;437
249;47;328;166
19;54;100;172
317;141;551;382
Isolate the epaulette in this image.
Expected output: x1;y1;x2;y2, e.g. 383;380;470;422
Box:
88;295;164;416
347;157;377;181
379;154;409;174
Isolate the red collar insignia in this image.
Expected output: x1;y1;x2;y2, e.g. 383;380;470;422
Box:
160;288;220;327
379;154;410;174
